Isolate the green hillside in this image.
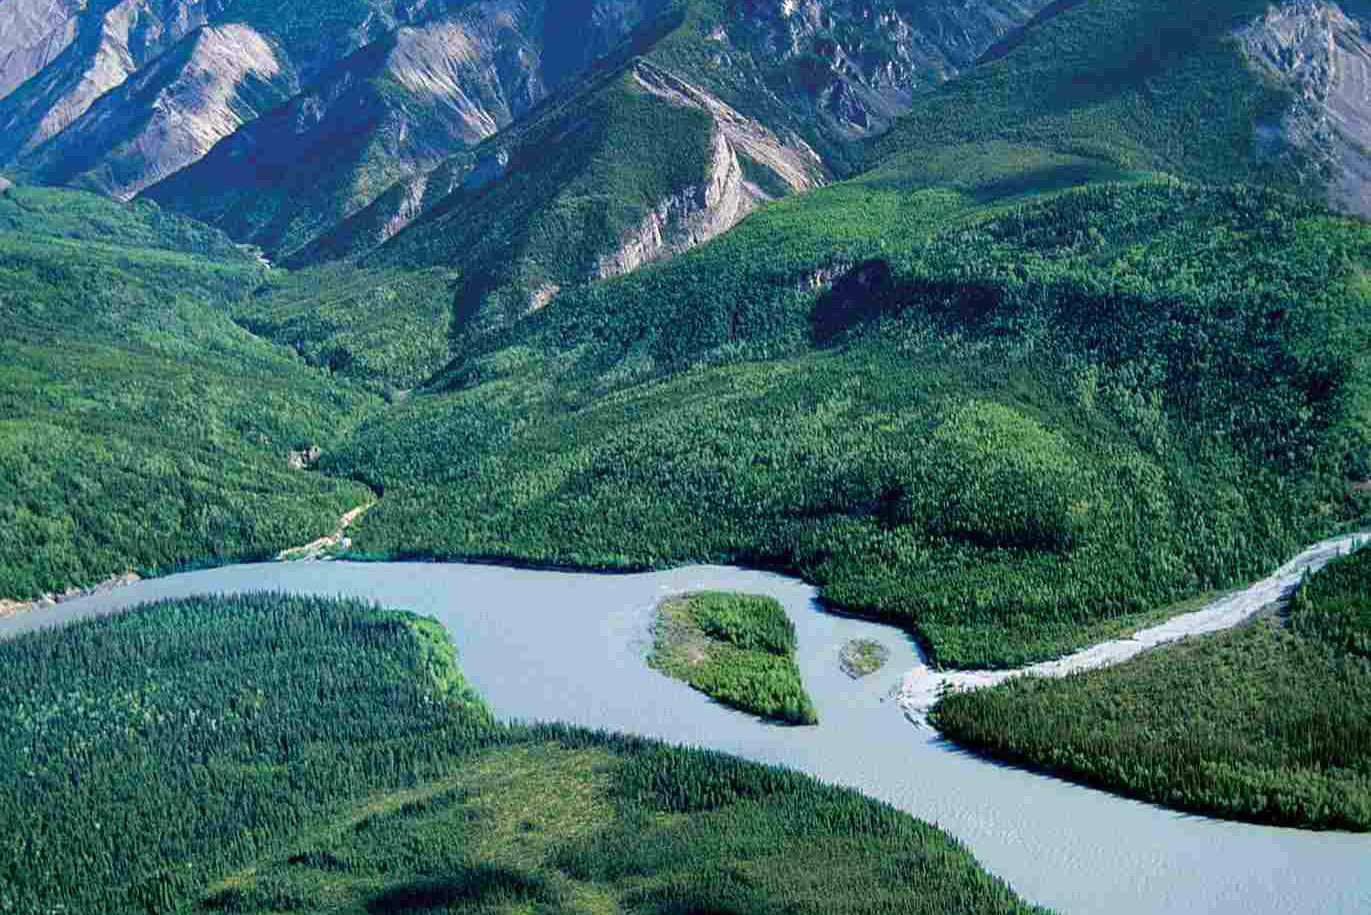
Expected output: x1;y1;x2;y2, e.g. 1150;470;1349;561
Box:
932;545;1371;830
0;187;376;600
4;0;1369;676
866;0;1305;193
0;593;1046;913
327;177;1371;668
234;265;458;394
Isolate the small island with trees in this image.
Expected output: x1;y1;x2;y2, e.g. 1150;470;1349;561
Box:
649;591;818;725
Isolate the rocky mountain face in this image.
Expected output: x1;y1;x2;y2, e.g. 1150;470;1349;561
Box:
1237;0;1371;217
0;0;1070;266
0;0;84;99
593;58;823;279
140;0;678;259
0;0;230;163
17;24;296;198
711;0;1058;143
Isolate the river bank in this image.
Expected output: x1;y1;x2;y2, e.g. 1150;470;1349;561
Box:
0;570;142;620
2;555;1368;914
898;531;1368;722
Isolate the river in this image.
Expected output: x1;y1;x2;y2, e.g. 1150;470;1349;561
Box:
1;559;1368;913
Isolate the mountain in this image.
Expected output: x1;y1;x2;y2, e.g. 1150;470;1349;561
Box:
319;55;826;333
141;0;681;260
0;0;412;196
1237;0;1371;217
870;0;1371;215
1;0;1073;267
277;0;1370;672
13;24;298;199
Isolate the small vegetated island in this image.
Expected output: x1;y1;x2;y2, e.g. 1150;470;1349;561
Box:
932;546;1371;831
649;591;819;725
841;639;892;679
0;594;1044;914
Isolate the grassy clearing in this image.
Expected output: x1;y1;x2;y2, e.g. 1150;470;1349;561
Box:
840;639;891;679
0;593;1045;914
932;548;1371;830
650;591;819;725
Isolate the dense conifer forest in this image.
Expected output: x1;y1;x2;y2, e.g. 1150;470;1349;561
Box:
326;179;1371;667
0;187;375;600
932;547;1371;830
0;594;1044;913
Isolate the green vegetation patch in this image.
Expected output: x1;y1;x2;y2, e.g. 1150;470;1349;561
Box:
334;178;1371;669
0;593;1043;914
650;591;818;724
0;189;377;600
237;264;458;393
932;547;1371;831
866;0;1305;195
840;639;891;679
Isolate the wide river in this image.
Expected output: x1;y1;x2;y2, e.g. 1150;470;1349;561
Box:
2;560;1368;913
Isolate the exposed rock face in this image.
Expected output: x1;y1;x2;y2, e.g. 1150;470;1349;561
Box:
0;0;225;162
593;60;826;281
596;124;767;279
631;59;826;192
0;0;84;99
1238;0;1371;217
19;24;294;199
142;0;676;259
714;0;1058;139
386;13;544;145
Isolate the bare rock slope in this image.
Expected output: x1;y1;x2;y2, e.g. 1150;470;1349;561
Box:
18;24;295;199
1239;0;1371;217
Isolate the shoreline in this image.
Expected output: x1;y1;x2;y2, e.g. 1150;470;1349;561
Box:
898;531;1369;723
0;571;143;621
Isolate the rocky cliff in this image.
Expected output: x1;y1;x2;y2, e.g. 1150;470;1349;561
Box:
0;0;227;163
594;59;825;280
17;24;295;199
1238;0;1371;217
0;0;84;99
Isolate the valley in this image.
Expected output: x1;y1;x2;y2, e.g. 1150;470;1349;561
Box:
4;542;1370;913
2;0;1371;910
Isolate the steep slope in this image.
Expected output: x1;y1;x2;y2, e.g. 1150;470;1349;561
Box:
14;24;296;199
866;0;1313;195
0;0;415;190
671;0;1059;159
142;0;679;260
0;185;376;600
139;0;1066;261
1237;0;1371;217
0;0;84;99
291;56;825;336
0;0;229;164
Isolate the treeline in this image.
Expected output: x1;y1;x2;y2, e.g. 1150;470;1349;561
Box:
932;548;1371;830
0;593;1043;914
